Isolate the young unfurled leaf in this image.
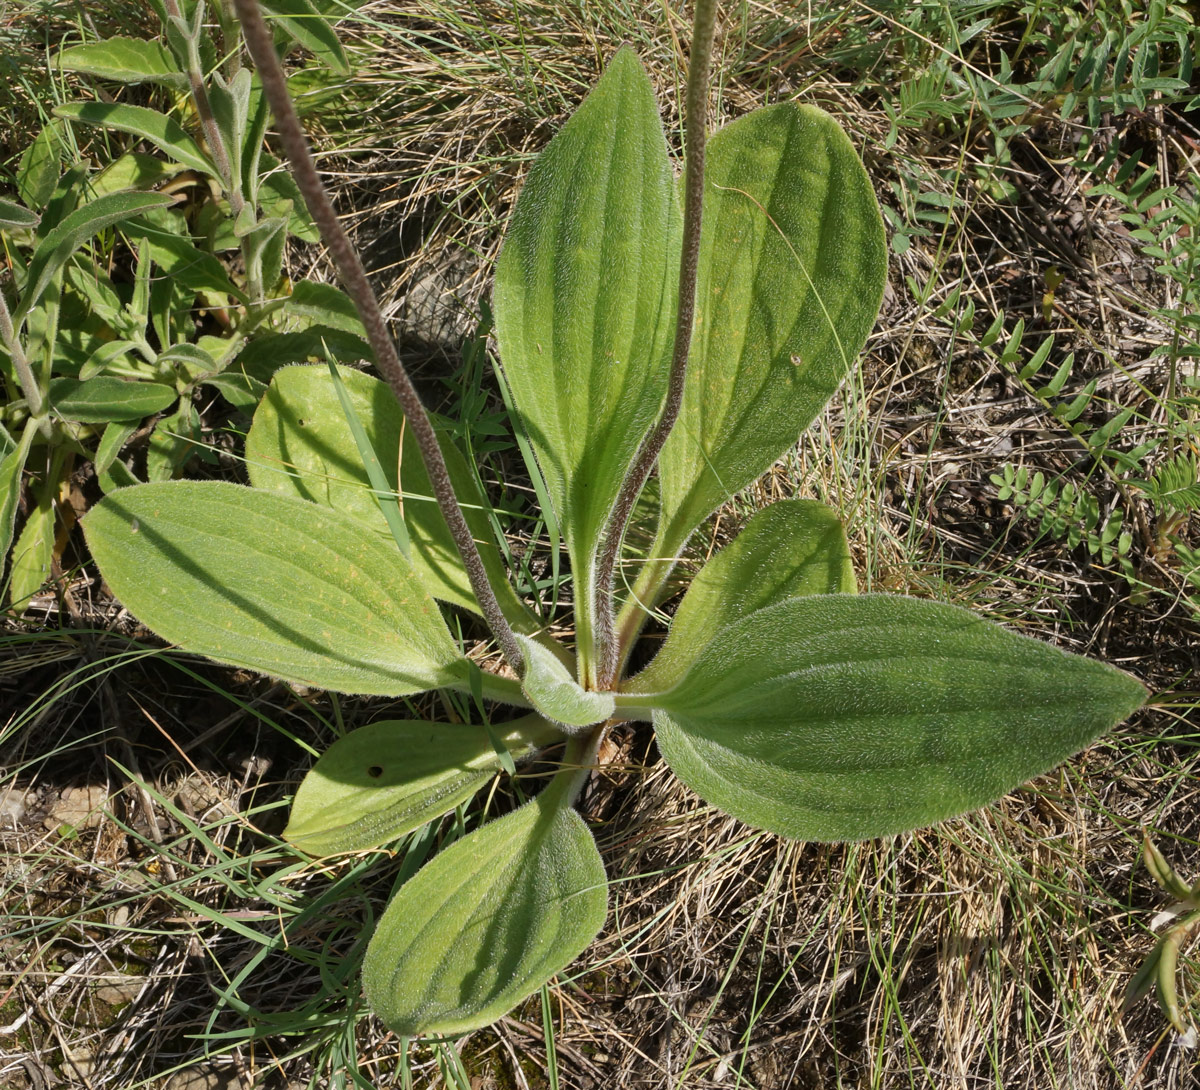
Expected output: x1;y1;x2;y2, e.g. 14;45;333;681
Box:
245;365;536;630
362;781;608;1037
635;594;1146;841
646;103;886;604
628;500;855;693
83;482;474;696
517;634;614;729
494;47;681;681
57;38;186;86
285;715;562;856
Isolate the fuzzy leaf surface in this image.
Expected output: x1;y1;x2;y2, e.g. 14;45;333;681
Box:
629;500;855;694
646;595;1147;841
54;102;215;177
654;104;886;568
517;634;614;728
48;376;177;422
84;481;468;695
363;787;607;1037
245;364;533;629
494;47;680;677
57;38;186;85
285;715;560;855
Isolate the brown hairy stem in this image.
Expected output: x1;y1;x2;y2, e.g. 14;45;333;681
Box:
592;0;719;690
230;0;525;674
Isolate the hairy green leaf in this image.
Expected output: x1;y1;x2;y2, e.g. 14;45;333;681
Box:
629;500;855;693
642;595;1146;841
652;104;886;587
363;783;607;1037
245;364;535;630
0;199;39;230
494;47;681;680
54;102;215;177
285;715;561;855
48;376;177;422
14;190;173;324
517;635;614;728
83;481;470;696
57;38;186;86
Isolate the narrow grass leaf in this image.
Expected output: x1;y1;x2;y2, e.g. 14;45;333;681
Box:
325;360;410;559
645;595;1147;841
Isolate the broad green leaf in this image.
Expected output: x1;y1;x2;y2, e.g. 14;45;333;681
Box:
494;47;681;680
235;328;371;374
83;481;471;696
90;152;189;198
261;0;350;74
651;104;886;590
54;102;215;177
639;594;1146;841
57;38;186;86
201;372;268;412
517;634;614;728
122;218;245;299
629;500;855;694
363;782;608;1037
284;714;562;855
0;199;39;230
14;191;173;324
0;420;37;585
245;364;535;630
48;376;177;422
282;280;366;335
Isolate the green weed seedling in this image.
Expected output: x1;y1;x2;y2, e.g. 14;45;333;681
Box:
83;0;1148;1038
0;0;358;607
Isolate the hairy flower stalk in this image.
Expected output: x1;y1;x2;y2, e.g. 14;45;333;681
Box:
231;0;525;674
591;0;719;691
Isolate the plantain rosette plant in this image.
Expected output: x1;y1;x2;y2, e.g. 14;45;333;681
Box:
83;1;1146;1040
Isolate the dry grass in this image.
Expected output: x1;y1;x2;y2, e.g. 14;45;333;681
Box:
3;0;1200;1087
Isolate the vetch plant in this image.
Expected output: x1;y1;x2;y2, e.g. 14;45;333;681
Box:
83;0;1147;1038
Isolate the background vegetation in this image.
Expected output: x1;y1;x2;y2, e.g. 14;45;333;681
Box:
1;0;1197;1087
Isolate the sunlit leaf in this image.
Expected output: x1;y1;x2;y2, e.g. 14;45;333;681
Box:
84;481;472;696
363;781;607;1037
285;715;561;855
640;594;1146;841
494;47;681;679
